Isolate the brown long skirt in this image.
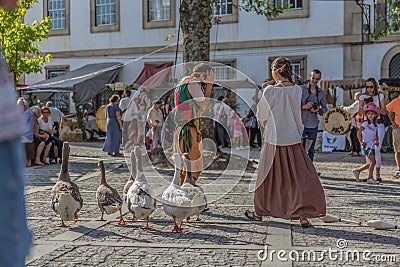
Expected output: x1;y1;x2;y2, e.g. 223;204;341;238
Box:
173;127;203;185
254;143;326;220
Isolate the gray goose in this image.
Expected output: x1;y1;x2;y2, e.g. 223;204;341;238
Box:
96;160;125;225
51;142;83;227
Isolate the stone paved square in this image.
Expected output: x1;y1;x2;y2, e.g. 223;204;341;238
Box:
24;143;400;266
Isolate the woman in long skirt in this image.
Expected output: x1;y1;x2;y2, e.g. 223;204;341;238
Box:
102;94;123;156
244;57;326;227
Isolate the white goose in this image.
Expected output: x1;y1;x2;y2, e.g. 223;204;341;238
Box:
181;153;207;221
126;146;156;229
162;153;193;233
51;142;83;227
96;160;125;225
123;149;136;203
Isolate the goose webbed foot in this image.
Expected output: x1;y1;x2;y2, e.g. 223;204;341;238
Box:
127;216;137;221
118;209;126;225
97;212;106;221
59;220;69;228
142;217;150;229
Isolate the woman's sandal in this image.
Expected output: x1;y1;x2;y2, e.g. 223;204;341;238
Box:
244;210;262;221
300;218;311;228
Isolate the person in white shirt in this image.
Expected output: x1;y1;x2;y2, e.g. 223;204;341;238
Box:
38;107;63;163
147;100;164;151
245;57;326;227
358;78;388;182
119;89;138;148
46;101;64;138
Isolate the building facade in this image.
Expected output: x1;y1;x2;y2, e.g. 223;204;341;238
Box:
23;0;400;108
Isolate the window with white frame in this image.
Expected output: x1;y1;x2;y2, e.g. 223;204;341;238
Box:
148;0;171;22
90;0;119;33
268;0;308;19
48;0;66;30
213;0;233;16
143;0;175;29
44;0;69;35
45;65;70;79
275;0;302;9
211;0;238;23
213;60;236;80
45;65;70;112
268;56;306;83
95;0;116;26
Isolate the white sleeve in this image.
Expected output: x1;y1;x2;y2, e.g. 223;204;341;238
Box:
361;121;368;128
187;82;205;101
343;101;359;117
257;88;272;124
119;98;127;110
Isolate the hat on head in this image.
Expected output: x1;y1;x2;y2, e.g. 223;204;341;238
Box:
364;105;379;116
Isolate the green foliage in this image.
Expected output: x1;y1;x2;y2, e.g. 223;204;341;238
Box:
72;94;86;141
210;0;283;24
238;0;283;17
373;0;400;39
0;0;51;82
164;32;176;42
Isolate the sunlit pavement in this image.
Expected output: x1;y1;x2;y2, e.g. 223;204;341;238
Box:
24;142;399;266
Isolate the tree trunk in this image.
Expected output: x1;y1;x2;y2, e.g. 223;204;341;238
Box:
180;0;216;144
180;0;212;64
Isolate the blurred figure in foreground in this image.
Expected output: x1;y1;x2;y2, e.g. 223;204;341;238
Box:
0;2;32;266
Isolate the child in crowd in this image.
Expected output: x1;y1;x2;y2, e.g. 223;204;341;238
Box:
83;113;102;141
353;105;380;184
229;110;235;137
233;113;244;150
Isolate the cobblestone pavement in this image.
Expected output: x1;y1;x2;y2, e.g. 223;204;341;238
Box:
24;143;400;266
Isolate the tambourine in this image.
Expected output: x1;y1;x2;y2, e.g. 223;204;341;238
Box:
322;107;351;135
96;105;107;132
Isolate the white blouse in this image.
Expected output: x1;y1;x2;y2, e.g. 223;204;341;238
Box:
38;117;54;132
257;85;304;146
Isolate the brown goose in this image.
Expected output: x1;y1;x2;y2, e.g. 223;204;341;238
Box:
96;160;125;225
51;142;83;227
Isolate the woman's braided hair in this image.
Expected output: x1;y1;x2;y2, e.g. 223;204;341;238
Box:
271;57;294;84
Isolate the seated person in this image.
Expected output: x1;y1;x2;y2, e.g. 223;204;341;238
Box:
17;98;35;167
38;106;63;164
30;106;52;165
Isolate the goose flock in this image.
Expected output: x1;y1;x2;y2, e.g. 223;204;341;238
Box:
51;142;208;232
